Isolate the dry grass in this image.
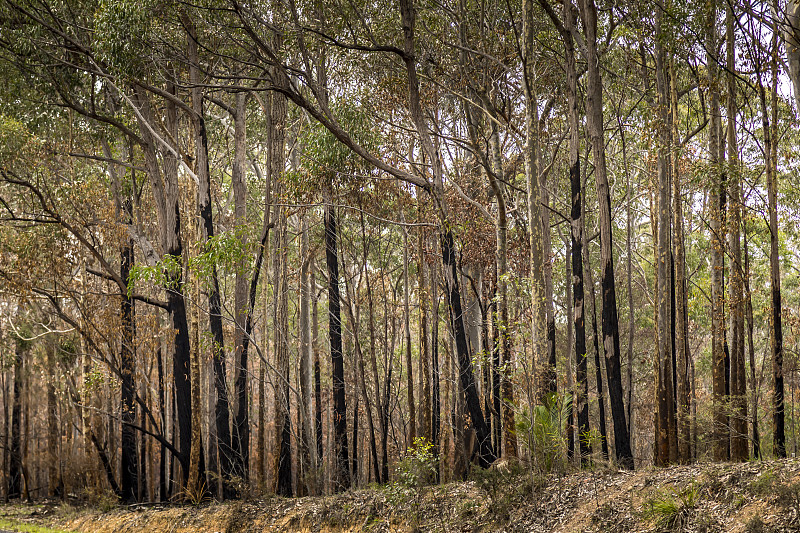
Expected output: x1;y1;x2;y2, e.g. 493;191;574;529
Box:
3;459;800;532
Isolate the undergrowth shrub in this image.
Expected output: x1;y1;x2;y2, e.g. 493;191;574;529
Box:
516;392;572;474
394;437;437;489
642;482;700;531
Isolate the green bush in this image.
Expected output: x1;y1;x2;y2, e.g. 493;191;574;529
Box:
516;392;572;474
394;437;437;489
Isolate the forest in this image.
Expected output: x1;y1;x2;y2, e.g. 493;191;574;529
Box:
0;0;798;505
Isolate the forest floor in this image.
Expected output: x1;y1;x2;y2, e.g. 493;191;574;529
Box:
1;458;799;532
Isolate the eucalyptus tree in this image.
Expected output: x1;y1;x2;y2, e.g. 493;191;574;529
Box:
227;0;497;467
577;0;634;469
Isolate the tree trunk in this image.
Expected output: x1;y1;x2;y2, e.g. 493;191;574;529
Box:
312;261;324;486
273;195;293;497
8;337;23;499
399;0;494;467
726;4;747;462
706;0;728;462
120;196;139;501
403;231;416;449
325;188;350;491
577;0;633;469
655;10;676;466
430;255;441;478
765;24;786;457
46;340;62;498
744;230;760;459
140;85;194;485
584;216;609;460
299;212;314;493
419;223;431;446
524;0;553;403
564;0;589;465
671;61;691;464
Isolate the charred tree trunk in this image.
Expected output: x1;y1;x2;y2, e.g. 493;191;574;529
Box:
325;189;350;491
8;337;24;499
577;0;633;469
564;0;590;465
399;0;494;467
120;197;139;502
765;25;786;457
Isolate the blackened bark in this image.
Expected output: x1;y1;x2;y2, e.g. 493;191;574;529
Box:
8;339;23;499
399;0;493;468
274;209;293;497
768;14;786;459
584;212;609;460
564;0;589;465
441;231;495;467
133;86;193;486
577;0;633;469
183;17;228;488
120;198;139;502
157;346;168;501
326;195;350;490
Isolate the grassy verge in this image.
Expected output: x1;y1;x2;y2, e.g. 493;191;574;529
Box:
0;519;77;533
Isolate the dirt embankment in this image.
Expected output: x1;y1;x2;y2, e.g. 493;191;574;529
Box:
4;459;800;532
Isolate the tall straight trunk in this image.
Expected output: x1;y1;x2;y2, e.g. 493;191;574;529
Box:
273;200;292;497
325;188;350;490
707;0;728;462
584;224;609;459
46;340;62;498
625;108;636;441
120;197;139;502
419;224;431;445
8;338;23;499
772;12;786;459
351;381;359;484
312;263;324;477
223;91;248;493
188;227;205;497
655;10;677;466
182;19;223;491
671;61;691;463
577;0;633;469
485;117;517;458
142;85;193;485
156;345;168;501
403;231;416;448
765;24;786;457
726;4;747;462
430;256;441;476
524;0;553;402
564;0;589;465
744;231;760;458
299;213;314;492
245;88;281;486
400;0;494;467
565;239;576;461
541;138;557;412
